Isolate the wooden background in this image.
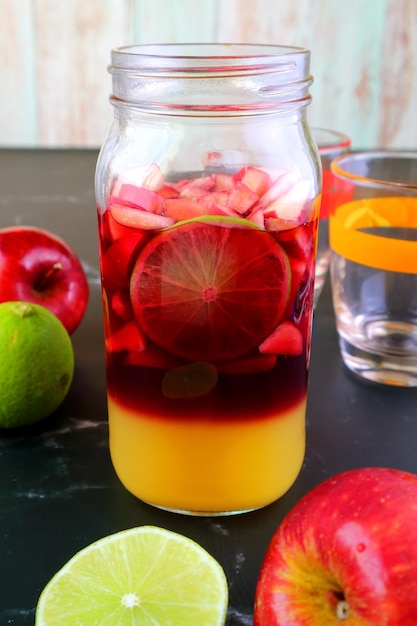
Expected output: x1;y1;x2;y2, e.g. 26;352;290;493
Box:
1;0;417;150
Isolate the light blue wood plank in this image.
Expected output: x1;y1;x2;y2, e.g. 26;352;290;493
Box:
132;0;218;43
0;0;415;148
0;0;37;145
308;0;391;149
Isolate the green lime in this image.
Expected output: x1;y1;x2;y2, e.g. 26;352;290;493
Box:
0;301;74;428
36;525;228;626
130;217;290;362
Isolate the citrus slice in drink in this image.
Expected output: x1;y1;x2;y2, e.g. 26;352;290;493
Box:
36;526;228;626
130;216;291;362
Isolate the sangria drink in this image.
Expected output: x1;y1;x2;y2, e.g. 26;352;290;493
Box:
98;163;318;514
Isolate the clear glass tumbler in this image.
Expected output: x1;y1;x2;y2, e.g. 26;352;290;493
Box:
330;150;417;386
95;44;321;515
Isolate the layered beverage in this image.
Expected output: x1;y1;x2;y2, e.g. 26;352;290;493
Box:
98;164;318;514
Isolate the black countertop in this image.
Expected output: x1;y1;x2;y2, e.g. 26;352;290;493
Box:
1;149;416;625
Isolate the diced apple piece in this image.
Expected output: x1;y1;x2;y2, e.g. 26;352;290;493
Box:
206;204;238;217
111;185;165;214
226;182;259;215
263;180;312;223
105;209;132;242
157;184;180;200
110;290;134;321
216;355;277;374
101;208;136;244
110;204;175;230
213;173;234;192
106;321;146;353
197;191;230;212
279;224;313;261
101;232;148;290
99;209;115;246
247;206;266;227
264;217;300;232
288;256;308;287
233;166;272;197
179;175;216;199
112;164;165;194
259;322;303;356
257;170;298;207
164;198;206;222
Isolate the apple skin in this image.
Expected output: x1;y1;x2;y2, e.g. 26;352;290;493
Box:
254;467;417;625
0;226;89;334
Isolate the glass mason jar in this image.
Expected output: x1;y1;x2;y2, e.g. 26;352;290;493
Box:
95;44;321;516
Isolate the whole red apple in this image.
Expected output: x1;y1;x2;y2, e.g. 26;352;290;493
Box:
254;467;417;625
0;226;89;334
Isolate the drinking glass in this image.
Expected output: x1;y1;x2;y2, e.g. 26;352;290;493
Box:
312;128;351;306
330;150;417;386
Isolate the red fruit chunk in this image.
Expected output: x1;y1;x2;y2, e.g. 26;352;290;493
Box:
113;184;165;214
257;170;298;208
213;173;234;192
226;182;259;215
263;180;312;223
112;164;165;194
178;176;216;198
164;198;206;222
106;209;131;242
233;166;272;197
197;191;230;212
98;208;113;247
157;184;180;200
110;204;175;230
279;225;313;261
110;290;134;321
259;322;303;356
101;232;148;290
247;207;266;227
106;321;146;353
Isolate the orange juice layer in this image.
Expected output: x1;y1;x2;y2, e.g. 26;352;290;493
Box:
108;396;306;514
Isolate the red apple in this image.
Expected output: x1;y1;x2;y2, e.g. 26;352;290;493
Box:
0;226;89;334
254;467;417;625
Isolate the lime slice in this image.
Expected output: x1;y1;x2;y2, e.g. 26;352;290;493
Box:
130;217;290;362
36;526;228;625
343;206;391;229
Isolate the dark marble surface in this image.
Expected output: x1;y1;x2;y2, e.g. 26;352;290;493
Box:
1;149;417;625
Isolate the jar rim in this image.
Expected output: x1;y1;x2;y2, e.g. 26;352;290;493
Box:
108;43;313;114
331;150;417;191
110;43;310;74
111;42;309;57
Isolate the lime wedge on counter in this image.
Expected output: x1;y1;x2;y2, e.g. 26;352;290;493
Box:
36;526;228;625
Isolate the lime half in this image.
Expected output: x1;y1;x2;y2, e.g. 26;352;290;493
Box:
36;526;228;625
